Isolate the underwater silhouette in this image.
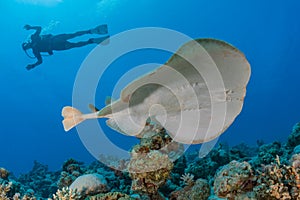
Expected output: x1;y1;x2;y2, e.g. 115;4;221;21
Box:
22;24;109;70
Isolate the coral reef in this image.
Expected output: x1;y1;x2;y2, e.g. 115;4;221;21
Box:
164;155;187;189
87;192;136;200
0;182;11;200
86;160;131;194
287;122;300;148
213;160;255;199
51;187;81;200
185;155;219;180
293;145;300;154
0;168;9;180
129;150;173;197
128;123;179;199
57;158;84;189
2;121;300;200
253;155;300;199
69;173;109;198
17;161;59;198
13;193;37;200
170;178;210;200
229;143;258;161
180;173;195;186
291;153;300;169
256;141;285;165
0;182;36;200
185;143;233;180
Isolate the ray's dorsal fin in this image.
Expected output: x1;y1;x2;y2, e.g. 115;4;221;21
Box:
88;104;100;112
105;96;113;105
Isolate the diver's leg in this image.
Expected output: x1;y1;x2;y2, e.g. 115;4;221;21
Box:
54;24;108;41
52;36;109;51
64;40;94;50
50;40;91;51
90;36;110;45
54;30;91;41
69;36;110;47
90;24;108;34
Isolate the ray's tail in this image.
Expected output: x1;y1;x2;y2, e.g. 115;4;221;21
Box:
62;106;86;131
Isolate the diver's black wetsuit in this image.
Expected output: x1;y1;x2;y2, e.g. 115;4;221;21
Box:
23;25;108;70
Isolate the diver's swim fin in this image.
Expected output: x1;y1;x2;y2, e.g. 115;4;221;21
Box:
90;24;108;34
91;35;110;45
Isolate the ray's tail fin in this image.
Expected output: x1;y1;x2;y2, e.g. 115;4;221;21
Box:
62;106;85;131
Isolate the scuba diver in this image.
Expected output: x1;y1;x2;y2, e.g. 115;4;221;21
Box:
22;24;109;70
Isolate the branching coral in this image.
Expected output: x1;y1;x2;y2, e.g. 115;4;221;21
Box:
253;155;300;199
180;173;194;186
0;182;12;200
51;187;81;200
12;193;36;200
87;192;136;200
0;182;37;200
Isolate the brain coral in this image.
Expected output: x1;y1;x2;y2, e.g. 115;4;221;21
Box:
213;160;254;199
69;173;109;197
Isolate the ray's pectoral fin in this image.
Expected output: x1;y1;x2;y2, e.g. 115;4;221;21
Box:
106;118;128;136
106;115;148;137
62;106;86;132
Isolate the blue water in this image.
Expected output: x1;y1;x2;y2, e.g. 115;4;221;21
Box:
0;0;299;176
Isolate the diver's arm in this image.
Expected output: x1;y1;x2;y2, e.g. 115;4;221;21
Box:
24;24;42;36
26;52;43;70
